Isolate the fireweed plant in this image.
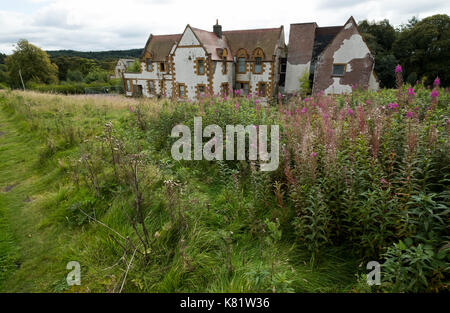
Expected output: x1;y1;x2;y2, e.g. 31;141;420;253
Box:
0;68;448;292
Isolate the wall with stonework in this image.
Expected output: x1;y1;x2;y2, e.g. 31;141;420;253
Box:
312;18;377;95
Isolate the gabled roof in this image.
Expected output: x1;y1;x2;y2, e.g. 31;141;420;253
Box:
191;27;233;61
287;23;317;65
223;27;283;61
141;33;181;61
312;26;343;62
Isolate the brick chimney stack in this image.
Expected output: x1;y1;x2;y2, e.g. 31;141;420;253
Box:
213;19;222;38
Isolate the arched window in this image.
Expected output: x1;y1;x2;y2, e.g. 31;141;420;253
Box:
252;48;265;74
236;49;248;74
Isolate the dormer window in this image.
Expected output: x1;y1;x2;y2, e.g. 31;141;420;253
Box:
254;57;262;73
238;58;246;73
236;49;248;74
252;48;265;74
146;58;152;72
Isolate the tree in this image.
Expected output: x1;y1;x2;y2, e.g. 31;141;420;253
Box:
359;19;398;88
5;39;58;88
392;14;450;86
66;69;84;82
0;53;6;64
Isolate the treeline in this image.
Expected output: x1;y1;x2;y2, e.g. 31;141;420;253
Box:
46;48;143;60
359;14;449;88
0;40;129;92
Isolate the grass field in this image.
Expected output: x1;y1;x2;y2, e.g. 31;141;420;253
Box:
0;87;448;293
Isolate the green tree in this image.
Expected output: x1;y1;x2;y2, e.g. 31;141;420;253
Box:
5;39;58;88
66;69;84;82
392;14;450;86
359;19;398;88
84;69;108;83
0;53;6;64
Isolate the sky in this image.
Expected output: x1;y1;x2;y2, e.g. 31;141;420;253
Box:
0;0;448;54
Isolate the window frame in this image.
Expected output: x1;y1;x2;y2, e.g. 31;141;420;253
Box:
195;58;206;75
148;80;156;95
178;83;187;98
332;63;347;77
221;82;229;96
257;82;267;97
146;58;153;72
236;49;248;74
236;81;250;96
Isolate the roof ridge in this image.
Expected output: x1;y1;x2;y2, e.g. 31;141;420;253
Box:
223;27;281;33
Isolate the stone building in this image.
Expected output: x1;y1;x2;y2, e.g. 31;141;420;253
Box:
123;21;286;99
123;17;378;98
113;59;135;79
285;16;379;95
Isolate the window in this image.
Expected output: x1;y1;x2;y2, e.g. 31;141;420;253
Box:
126;80;131;91
197;84;206;97
160;62;166;72
332;64;346;76
221;83;229;96
222;57;227;74
195;58;205;75
238;58;246;73
236;82;249;96
178;84;186;98
258;82;266;96
146;59;152;72
148;80;155;94
254;57;262;74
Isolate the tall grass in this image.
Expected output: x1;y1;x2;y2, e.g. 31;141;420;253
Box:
0;81;448;292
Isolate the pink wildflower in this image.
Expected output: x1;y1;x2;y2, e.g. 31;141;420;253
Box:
406;111;413;119
347;108;354;115
380;178;388;184
407;88;415;96
431;90;439;98
395;65;402;73
433;77;440;87
301;107;307;113
310;152;317;158
235;102;239;110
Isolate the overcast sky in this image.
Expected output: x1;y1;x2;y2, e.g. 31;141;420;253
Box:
0;0;448;54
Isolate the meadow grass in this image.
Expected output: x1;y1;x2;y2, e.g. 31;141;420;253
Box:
0;86;447;293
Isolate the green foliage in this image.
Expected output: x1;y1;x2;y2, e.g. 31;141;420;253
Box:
125;60;141;73
359;14;450;87
382;239;449;292
84;69;108;84
0;84;448;293
66;69;84;82
5;39;59;88
392;14;450;86
298;71;311;97
27;81;116;95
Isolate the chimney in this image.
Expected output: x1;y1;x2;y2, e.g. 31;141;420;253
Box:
213;19;222;38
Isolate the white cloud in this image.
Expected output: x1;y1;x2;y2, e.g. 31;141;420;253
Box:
0;0;448;54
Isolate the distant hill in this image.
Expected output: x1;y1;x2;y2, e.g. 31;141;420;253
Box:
46;49;143;61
